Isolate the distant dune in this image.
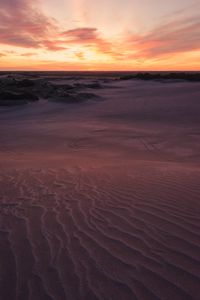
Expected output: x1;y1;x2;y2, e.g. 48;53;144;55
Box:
0;73;200;300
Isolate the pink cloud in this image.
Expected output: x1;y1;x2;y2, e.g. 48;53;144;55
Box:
62;28;98;42
42;40;67;51
127;14;200;59
0;1;117;57
0;0;60;50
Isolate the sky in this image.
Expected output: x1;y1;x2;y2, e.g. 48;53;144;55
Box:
0;0;200;70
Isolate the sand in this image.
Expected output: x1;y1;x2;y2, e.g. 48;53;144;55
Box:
0;75;200;300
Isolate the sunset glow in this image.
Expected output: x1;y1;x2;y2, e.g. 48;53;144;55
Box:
0;0;200;70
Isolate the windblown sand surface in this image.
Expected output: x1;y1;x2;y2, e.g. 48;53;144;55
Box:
0;76;200;300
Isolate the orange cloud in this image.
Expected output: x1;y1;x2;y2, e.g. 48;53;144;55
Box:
62;27;122;59
75;52;85;60
19;52;37;57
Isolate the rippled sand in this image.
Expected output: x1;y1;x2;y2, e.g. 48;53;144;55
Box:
0;76;200;300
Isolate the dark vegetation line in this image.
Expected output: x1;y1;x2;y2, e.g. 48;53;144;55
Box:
120;72;200;81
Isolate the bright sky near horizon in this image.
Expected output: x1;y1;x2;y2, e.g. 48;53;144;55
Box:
0;0;200;70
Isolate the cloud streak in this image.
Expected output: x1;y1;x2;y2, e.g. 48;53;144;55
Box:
127;11;200;60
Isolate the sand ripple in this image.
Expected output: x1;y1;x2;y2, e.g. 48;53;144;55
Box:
0;165;200;300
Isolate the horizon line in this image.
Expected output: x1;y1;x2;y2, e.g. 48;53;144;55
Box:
0;70;200;73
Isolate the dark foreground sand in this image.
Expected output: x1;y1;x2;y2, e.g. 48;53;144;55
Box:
0;75;200;300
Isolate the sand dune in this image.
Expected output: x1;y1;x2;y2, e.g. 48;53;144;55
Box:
0;75;200;299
